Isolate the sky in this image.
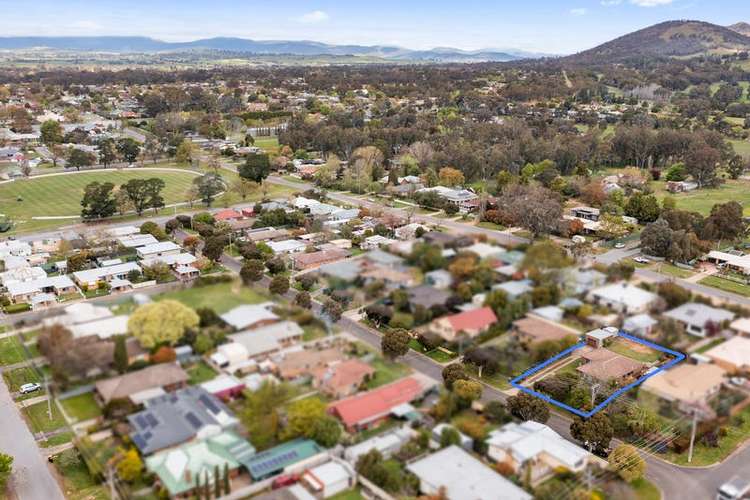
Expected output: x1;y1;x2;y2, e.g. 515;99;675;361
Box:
0;0;747;54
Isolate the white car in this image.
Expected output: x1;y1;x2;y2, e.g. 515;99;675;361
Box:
730;377;747;387
634;257;650;264
614;243;626;249
19;382;41;394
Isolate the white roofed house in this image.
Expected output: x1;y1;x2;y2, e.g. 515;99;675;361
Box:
117;233;159;249
487;421;596;485
0;240;32;259
663;303;735;338
73;262;141;290
6;275;77;305
136;241;181;260
587;282;660;315
220;303;279;331
0;266;47;286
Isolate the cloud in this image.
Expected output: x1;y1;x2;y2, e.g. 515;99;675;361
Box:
630;0;673;5
601;0;623;5
296;10;330;24
68;20;102;30
570;8;588;16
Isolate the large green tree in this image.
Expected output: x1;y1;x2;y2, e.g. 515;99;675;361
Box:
117;138;141;163
193;173;224;207
40;119;63;145
81;181;117;220
239;153;271;183
121;178;166;215
570;413;614;454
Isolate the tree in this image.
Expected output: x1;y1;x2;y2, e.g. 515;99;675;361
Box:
230;177;257;201
727;155;747;180
484;401;509;424
113;336;128;373
239;154;271;183
503;184;563;237
214;465;222;498
151;346;177;364
269;275;290;295
608;444;646;482
121;178;166;215
40;119;63;145
453;379;482;406
323;299;342;322
685;141;720;188
624;193;661;223
641;219;673;258
202;235;228;262
67;148;96;171
570;413;614;454
438;166;465;187
240;259;265;284
116;448;143;482
442;363;469;390
521;241;572;272
295;291;312;309
310;416;343;447
194;173;224;207
0;452;12;492
381;328;410;360
223;462;231;495
117;138;141;163
128;300;199;348
703;201;745;242
440;427;461;448
657;282;692;309
175;139;195;165
506;392;549;423
81;181;117;220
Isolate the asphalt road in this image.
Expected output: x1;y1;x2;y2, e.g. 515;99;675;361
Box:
0;381;64;500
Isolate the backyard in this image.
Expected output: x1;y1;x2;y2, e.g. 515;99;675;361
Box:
59;392;103;422
606;338;663;364
53;448;109;500
365;358;411;390
652;178;750;216
155;281;268;313
186;360;218;385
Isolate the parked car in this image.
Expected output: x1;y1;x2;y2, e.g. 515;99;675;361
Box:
614;243;626;249
634;257;650;264
717;476;750;499
730;377;747;387
272;474;298;489
19;383;41;394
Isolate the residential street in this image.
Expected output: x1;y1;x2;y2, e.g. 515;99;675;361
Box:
0;380;64;500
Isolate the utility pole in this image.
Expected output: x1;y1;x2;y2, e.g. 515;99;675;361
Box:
688;409;699;464
590;383;600;407
44;373;52;421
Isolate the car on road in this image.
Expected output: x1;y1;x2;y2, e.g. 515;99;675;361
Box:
634;257;650;264
717;476;750;499
614;243;626;249
19;383;41;394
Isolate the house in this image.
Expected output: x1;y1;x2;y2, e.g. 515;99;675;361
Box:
570;206;600;222
210;342;250;370
529;306;564;323
663;303;735;338
513;317;579;346
641;363;727;406
277;348;344;380
214;209;244;222
95;363;189;405
140;253;197;269
394;223;427;240
117;233;159;249
429;307;498;342
361;235;396;250
268;239;307;255
220;303;278;331
68;315;130;340
129;387;239;455
200;375;246;400
73;262;141;289
302;461;356;499
587;283;660;315
466;242;506;260
561;268;607;295
492;280;533;301
328;375;436;431
730;318;750;337
343;426;414;464
706;251;750;275
0;266;47;286
244;228;291;243
311;359;375;398
0;240;32;258
43;302;113;328
623;314;658;337
486;421;593;484
584;327;618;349
704;336;750;373
145;431;254;498
136;241;181;260
406;446;532;500
577;348;645;383
291;248;349;271
228;321;304;360
244;439;325;481
5;275;77;303
424;269;453;290
417;186;479;212
406;285;452;311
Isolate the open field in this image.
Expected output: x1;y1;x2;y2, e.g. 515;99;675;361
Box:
155;281;268;313
653;179;750;216
731;139;750;159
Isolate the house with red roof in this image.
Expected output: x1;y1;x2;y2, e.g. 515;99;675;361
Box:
312;359;375;399
328;375;436;431
429;306;498;342
214;209;244;222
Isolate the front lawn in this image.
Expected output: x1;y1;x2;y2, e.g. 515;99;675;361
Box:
155;281;268;313
2;365;41;392
694;338;726;354
22;400;67;434
60;392;102;422
365;358;411;390
53;448;108;500
630;478;661;500
186;361;218;385
329;489;364;500
663;405;750;465
0;336;29;365
699;276;750;297
656;263;694;279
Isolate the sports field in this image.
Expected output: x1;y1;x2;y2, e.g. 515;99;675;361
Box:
0;168;199;233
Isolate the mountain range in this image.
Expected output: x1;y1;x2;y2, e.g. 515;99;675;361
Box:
0;36;532;62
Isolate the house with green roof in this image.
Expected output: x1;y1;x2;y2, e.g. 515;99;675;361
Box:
145;431;255;497
245;438;325;481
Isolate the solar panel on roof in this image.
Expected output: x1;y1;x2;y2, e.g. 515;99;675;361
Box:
185;412;202;429
199;394;220;414
146;414;158;427
132;434;146;449
135;415;148;428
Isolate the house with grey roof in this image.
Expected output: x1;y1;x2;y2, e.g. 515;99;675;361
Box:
424;269;453;290
663;303;735;338
220;303;279;331
492;279;534;300
129;386;240;455
406;285;452;311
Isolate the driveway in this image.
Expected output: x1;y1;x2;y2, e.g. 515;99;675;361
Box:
0;380;64;499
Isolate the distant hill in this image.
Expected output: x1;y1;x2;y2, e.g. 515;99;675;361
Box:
0;36;524;62
729;22;750;37
566;20;750;63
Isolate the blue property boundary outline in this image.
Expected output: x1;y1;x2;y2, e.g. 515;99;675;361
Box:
510;331;686;418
